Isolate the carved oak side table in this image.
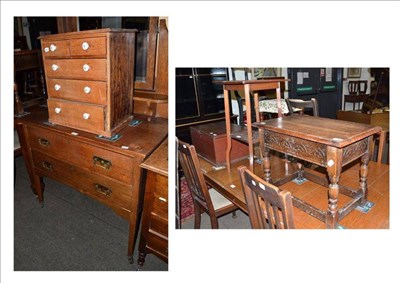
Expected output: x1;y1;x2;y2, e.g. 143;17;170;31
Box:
255;115;381;228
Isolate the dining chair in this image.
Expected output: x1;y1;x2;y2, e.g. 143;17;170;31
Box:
238;166;295;229
285;98;319;116
346;80;369;111
285;98;319;172
177;139;238;229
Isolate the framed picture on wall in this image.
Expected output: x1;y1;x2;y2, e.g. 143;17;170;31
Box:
347;68;361;78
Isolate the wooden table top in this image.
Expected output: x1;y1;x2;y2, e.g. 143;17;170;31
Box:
201;155;389;217
222;79;288;91
15;106;168;159
254;116;382;148
200;156;292;212
140;137;168;176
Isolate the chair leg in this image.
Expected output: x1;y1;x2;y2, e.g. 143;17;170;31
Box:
194;203;202;229
232;211;237;218
210;216;219;229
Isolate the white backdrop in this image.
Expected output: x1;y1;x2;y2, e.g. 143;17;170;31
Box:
2;1;399;283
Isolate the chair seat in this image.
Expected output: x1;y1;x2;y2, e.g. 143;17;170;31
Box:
209;188;233;210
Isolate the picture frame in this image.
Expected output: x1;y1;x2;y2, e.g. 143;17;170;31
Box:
347;68;361;78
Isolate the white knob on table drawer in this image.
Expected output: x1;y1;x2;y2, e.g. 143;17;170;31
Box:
54;84;61;91
82;42;90;50
51;64;59;71
82;113;90;120
50;44;57;52
55;107;61;114
82;64;90;72
44;47;49;53
83;86;91;94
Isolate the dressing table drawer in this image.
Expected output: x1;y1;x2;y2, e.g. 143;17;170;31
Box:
27;125;136;185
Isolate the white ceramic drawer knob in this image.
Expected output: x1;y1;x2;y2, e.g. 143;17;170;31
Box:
50;44;57;52
44;47;49;53
54;84;61;91
82;113;90;120
82;42;90;50
82;64;90;72
51;64;59;71
83;86;91;94
54;107;61;114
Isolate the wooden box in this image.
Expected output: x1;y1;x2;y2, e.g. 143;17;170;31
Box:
190;121;249;166
336;110;389;130
40;28;137;137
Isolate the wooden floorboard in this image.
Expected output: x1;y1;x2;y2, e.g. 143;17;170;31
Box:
279;159;389;229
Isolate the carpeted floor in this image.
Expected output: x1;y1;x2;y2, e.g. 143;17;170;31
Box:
13;155;168;271
179;177;194;221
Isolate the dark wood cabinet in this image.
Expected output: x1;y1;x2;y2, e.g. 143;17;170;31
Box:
176;68;231;143
138;138;168;268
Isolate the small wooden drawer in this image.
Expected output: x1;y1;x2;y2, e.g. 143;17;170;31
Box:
151;193;168;218
28;125;136;185
47;78;107;105
44;59;107;81
147;232;168;258
48;99;105;134
32;150;133;214
41;40;70;58
70;37;107;57
153;175;168;199
149;213;168;237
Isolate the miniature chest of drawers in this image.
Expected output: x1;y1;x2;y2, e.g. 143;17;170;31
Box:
15;106;167;263
40;28;136;137
138;138;168;267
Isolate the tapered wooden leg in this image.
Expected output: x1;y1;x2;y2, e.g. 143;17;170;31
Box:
377;130;385;164
224;89;232;172
210;216;219;229
194;204;201;229
263;149;271;183
31;174;44;207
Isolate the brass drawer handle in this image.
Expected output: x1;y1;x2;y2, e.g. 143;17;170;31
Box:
93;156;112;170
158;197;167;202
95;183;112;197
38;138;50;147
42;161;53;170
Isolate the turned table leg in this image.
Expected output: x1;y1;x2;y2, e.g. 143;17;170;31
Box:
360;152;369;203
263;148;271;183
326;147;342;229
